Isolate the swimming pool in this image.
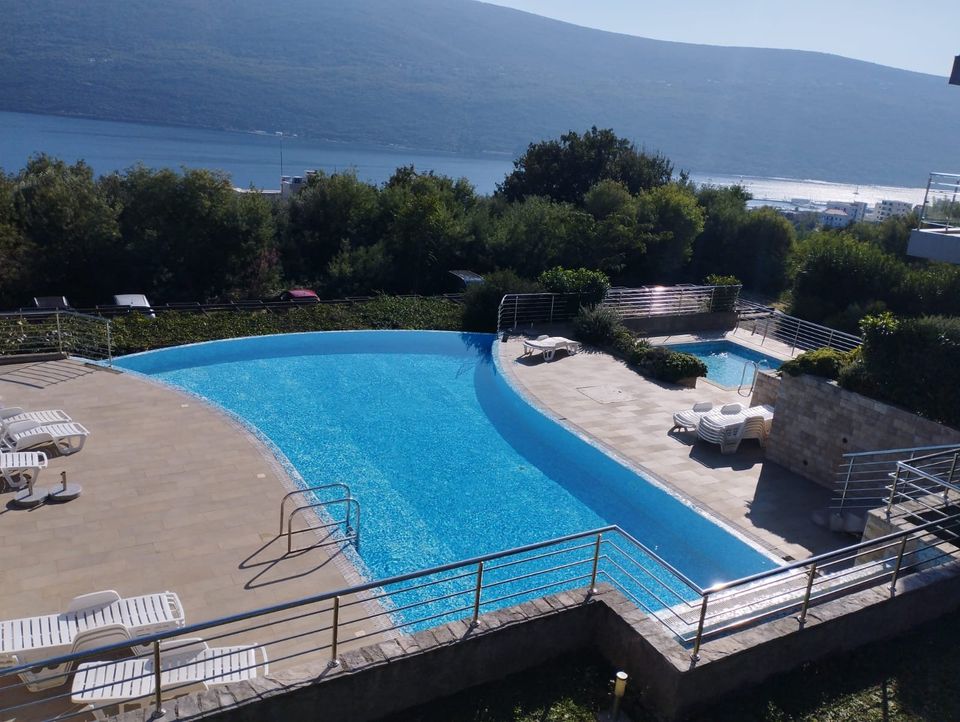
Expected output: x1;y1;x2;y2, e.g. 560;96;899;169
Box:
115;332;776;619
667;340;783;387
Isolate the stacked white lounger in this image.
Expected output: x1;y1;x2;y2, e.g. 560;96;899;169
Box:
696;404;775;454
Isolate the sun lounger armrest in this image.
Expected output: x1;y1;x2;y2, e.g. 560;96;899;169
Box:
165;592;186;627
4;420;40;435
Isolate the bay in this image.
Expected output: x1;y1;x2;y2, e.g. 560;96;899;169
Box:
0;110;928;205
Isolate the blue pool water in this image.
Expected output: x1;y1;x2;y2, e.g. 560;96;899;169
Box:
115;332;776;619
667;341;783;387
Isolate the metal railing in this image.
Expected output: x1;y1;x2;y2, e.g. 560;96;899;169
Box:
916;171;960;232
8;294;465;319
496;284;741;334
6;513;960;721
834;444;960;514
0;310;113;364
735;300;861;355
603;284;741;319
279;484;360;553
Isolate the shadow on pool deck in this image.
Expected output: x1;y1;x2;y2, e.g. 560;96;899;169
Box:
497;334;849;561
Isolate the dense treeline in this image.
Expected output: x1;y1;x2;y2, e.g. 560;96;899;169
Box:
0;129;796;309
3;127;960;341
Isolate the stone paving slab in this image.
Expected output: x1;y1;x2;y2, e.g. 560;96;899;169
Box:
0;360;380;720
496;334;849;562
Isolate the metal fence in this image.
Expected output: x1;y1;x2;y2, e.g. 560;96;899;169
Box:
0;310;112;364
496;284;741;334
7;294;465;319
735;300;861;355
5;514;960;721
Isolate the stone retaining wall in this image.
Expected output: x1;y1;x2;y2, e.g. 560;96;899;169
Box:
763;374;960;488
749;369;780;408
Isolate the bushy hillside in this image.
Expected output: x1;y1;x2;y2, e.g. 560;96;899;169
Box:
2;0;958;184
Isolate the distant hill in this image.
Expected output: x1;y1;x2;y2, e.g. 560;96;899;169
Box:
1;0;958;186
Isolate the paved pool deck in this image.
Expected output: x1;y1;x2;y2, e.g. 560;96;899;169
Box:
497;331;849;562
0;359;377;720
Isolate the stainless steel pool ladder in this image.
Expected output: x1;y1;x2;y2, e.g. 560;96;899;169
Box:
738;359;770;396
279;483;361;553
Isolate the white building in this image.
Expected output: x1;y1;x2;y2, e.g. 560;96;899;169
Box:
820;208;853;229
826;200;868;223
874;199;915;222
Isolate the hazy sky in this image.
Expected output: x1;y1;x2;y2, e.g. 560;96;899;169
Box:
484;0;959;76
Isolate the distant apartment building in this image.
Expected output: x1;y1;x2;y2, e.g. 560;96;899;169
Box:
827;200;867;223
820;208;853;229
281;170;319;197
874;199;915;222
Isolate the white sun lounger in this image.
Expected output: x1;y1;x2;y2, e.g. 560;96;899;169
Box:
1;420;90;455
0;451;48;491
71;638;269;718
0;409;72;428
521;336;579;362
0;590;186;671
697;404;775;454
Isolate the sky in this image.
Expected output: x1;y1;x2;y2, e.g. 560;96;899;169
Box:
484;0;959;76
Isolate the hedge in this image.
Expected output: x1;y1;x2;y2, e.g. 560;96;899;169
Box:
109;297;464;355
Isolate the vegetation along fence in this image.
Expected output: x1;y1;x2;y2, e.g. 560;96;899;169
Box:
0;310;112;364
5;512;960;721
735;299;861;355
496;284;741;333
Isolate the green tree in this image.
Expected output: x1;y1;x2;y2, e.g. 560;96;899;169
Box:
735;208;795;293
11;155;120;304
626;184;704;283
281;170;381;282
498;127;673;205
689;185;750;281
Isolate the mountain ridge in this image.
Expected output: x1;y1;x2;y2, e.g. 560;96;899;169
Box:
1;0;958;185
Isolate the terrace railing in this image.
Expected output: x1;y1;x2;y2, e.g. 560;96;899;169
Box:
6;513;960;721
0;310;112;365
496;284;741;334
833;444;960;515
735;300;861;355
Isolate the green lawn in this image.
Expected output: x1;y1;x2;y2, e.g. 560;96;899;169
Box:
378;611;960;721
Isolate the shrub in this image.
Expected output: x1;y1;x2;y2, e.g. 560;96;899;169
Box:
610;328;637;357
704;274;741;286
839;313;960;426
109;296;463;354
537;267;610;302
631;345;707;383
572;304;622;346
461;269;540;332
780;347;854;380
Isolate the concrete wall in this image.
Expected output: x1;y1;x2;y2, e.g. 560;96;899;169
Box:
623;311;737;336
764;374;960;488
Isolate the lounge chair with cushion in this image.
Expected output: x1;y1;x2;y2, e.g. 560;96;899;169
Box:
71;637;269;718
521;336;580;362
0;590;185;671
1;419;89;455
697;404;775;454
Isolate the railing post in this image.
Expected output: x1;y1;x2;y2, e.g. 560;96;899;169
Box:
886;466;902;517
330;595;341;665
839;457;855;513
827;329;835;351
55;311;64;355
797;562;818;626
792;320;801;353
889;536;909;595
512;298;518;330
588;533;602;595
106;320;113;366
691;593;709;661
549;295;555;323
152;639;165;717
471;561;485;626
